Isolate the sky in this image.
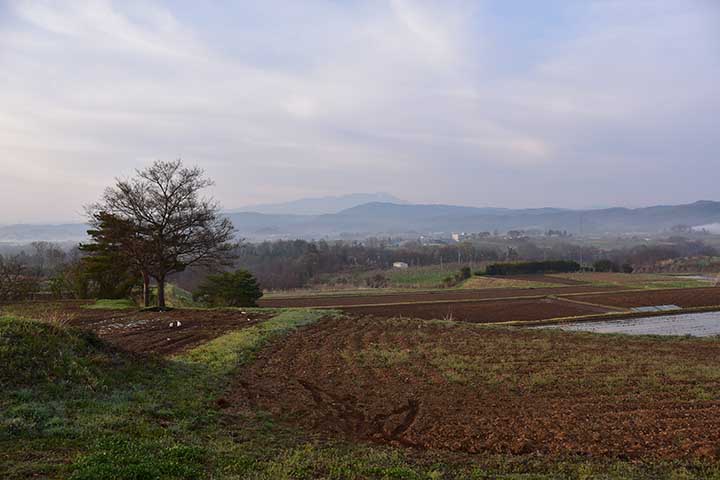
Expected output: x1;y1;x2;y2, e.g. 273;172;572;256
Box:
1;0;719;223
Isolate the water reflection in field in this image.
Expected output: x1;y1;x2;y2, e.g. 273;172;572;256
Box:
544;311;720;337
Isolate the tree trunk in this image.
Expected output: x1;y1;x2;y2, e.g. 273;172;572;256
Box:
142;271;151;307
157;276;166;309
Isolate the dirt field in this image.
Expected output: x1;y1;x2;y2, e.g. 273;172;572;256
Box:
340;297;613;323
2;302;267;355
550;272;698;285
232;316;720;460
259;285;620;308
574;287;720;309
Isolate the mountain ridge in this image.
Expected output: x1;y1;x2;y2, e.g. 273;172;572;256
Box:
2;200;719;243
229;192;407;215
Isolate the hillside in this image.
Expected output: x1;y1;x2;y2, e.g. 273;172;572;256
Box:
229;192;406;215
227;200;720;239
3;200;720;242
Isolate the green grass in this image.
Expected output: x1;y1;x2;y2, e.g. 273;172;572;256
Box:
83;298;137;309
308;265;474;291
83;284;198;310
4;311;720;479
165;283;198;308
627;279;713;289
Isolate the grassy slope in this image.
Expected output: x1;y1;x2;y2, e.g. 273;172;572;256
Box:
3;313;720;479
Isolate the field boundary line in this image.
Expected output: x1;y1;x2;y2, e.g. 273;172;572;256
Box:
311;288;644;310
549;296;630;312
262;285;575;301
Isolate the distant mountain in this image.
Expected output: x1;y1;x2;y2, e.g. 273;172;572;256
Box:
4;200;720;243
229;192;406;215
0;223;88;243
226;200;720;239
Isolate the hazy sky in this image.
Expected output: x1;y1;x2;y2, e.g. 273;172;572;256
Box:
1;0;719;223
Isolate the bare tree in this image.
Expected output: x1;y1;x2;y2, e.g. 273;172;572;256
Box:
90;160;236;309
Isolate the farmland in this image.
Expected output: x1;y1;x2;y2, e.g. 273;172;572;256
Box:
236;316;720;460
261;274;720;325
259;284;621;308
4;275;720;479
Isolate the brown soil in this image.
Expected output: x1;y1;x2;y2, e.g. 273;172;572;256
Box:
260;285;620;308
231;316;720;461
340;297;613;323
10;302;268;355
574;287;720;309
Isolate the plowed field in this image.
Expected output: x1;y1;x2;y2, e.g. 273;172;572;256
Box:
3;302;268;355
233;317;720;460
574;287;720;309
340;297;612;323
260;285;620;308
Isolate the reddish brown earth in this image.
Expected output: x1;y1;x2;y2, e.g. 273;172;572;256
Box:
260;285;620;308
574;287;720;309
340;297;613;323
4;302;267;355
231;316;720;461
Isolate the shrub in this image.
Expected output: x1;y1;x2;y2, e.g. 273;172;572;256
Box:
593;259;620;272
366;274;389;288
193;270;263;307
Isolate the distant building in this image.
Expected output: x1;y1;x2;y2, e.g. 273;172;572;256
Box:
452;232;491;242
393;262;409;269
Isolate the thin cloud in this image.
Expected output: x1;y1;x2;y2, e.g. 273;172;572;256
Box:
0;0;717;223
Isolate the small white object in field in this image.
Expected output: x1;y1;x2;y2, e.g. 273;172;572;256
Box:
177;321;182;327
169;322;174;328
240;311;247;315
168;321;182;328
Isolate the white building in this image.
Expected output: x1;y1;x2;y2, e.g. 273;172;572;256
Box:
393;262;409;269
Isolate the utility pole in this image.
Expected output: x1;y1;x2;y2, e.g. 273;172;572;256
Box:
579;213;584;268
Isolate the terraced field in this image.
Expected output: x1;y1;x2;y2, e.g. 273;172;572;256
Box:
2;301;270;355
572;287;720;309
259;284;620;308
339;297;613;323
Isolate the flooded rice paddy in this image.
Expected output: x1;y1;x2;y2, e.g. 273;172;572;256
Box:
543;311;720;337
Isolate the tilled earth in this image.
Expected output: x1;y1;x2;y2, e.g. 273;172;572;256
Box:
6;302;268;355
259;285;620;308
573;287;720;309
232;316;720;461
339;297;613;323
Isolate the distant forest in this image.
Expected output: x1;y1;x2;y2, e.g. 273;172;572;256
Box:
1;235;718;299
182;236;718;291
